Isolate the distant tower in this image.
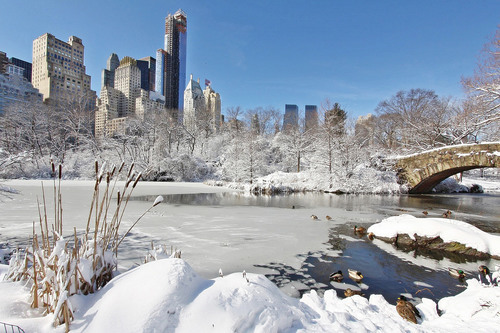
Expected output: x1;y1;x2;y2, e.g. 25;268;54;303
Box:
32;34;95;105
9;57;32;82
203;83;221;134
114;56;141;117
305;105;318;131
156;9;187;121
101;53;119;88
183;74;205;133
283;104;299;132
138;56;156;92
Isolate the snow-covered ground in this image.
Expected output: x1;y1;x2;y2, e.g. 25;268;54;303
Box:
1;258;499;332
0;177;499;332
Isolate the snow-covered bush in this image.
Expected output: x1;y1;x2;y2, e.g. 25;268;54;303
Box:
4;161;162;331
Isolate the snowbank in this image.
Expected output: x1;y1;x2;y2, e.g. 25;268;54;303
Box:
241;168;401;194
367;214;500;257
1;259;499;332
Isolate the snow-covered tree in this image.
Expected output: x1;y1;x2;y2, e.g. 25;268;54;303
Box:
459;25;500;142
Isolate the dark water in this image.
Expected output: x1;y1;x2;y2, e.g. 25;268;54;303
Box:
133;192;500;304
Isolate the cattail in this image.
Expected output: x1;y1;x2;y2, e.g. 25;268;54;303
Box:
118;161;125;173
51;160;56;176
153;196;164;207
110;165;116;178
132;173;142;188
94;161;99;176
58;164;62;179
127;162;135;178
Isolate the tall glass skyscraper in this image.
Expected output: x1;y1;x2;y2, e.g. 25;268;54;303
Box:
283;104;299;131
305;105;318;131
155;9;187;122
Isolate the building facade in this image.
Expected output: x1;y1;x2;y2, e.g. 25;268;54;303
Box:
203;84;221;134
283;104;299;132
101;53;119;88
114;56;141;118
0;51;8;74
183;75;205;133
9;57;32;82
183;76;222;135
32;33;96;106
155;9;187;121
137;56;156;92
305;105;318;131
96;55;164;137
0;66;42;114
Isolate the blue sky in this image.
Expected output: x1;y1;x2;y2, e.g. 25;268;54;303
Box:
1;1;498;118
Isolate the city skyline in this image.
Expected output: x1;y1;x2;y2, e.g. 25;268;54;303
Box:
1;1;499;118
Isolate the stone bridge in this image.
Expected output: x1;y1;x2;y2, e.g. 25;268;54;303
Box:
394;142;500;194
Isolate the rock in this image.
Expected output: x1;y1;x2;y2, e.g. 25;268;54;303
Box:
371;233;495;260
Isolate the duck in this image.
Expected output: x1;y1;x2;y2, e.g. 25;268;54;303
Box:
479;265;490;275
478;265;492;284
344;288;362;297
311;215;319;220
442;210;452;218
348;268;363;283
354;225;366;234
329;270;343;282
422;210;428;216
326;215;332;220
448;268;466;279
398;295;421;318
368;232;375;240
396;296;420;324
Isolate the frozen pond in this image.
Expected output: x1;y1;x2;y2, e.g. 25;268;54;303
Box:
1;180;499;304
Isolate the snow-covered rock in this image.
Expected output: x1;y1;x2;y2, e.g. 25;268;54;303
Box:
368;214;500;258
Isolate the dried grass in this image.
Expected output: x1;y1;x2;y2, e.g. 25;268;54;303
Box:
4;161;162;332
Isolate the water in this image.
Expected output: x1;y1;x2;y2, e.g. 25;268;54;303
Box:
1;182;499;306
132;191;500;304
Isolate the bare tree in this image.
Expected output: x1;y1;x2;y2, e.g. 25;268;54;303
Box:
375;89;454;152
460;25;500;142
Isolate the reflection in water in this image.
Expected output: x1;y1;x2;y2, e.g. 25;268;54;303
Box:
132;191;500;303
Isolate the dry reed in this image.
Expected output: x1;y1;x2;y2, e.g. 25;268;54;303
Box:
4;161;162;332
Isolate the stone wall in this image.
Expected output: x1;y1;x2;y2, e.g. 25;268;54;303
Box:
395;143;500;193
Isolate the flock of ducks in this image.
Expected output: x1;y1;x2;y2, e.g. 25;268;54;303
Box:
312;210;496;324
421;209;453;218
328;264;496;324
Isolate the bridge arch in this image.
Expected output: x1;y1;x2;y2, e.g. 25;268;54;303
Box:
394;143;500;194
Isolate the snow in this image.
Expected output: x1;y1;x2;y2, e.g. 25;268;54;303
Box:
392;141;500;159
1;180;500;331
367;214;500;257
1;258;499;332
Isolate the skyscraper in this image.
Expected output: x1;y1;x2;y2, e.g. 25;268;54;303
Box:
101;53;119;88
155;9;187;121
183;74;204;133
138;56;156;92
305;105;318;131
32;33;96;106
95;56;164;137
283;104;299;132
203;84;221;134
9;57;32;82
